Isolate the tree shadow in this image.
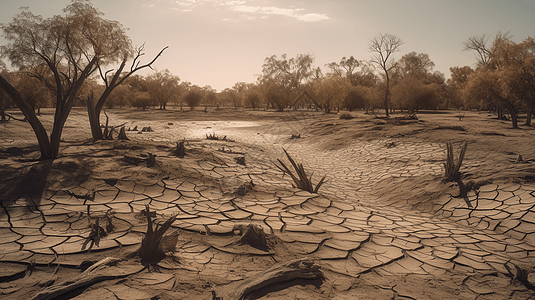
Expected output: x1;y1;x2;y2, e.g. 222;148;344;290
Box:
0;158;53;209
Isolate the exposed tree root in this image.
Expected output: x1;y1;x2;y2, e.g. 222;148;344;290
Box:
216;258;322;300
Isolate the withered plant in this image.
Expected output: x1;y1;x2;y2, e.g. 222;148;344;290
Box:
206;132;226;141
443;141;472;208
138;205;177;264
275;148;325;193
443;141;467;182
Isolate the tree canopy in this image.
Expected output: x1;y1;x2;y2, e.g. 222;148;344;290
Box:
0;0;133;159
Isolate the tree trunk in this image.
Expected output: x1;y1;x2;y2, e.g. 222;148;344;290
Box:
511;110;518;128
49;101;75;158
87;92;104;140
525;102;533;126
505;101;519;128
384;72;390;117
0;75;53;159
495;105;502;120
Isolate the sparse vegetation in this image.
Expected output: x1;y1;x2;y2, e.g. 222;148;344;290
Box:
206;132;226;140
206;132;233;141
173;140;186;158
274;148;326;193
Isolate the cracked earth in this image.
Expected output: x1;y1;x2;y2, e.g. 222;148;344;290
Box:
1;108;535;299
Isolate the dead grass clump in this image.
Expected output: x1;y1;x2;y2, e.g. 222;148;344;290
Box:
274;148;325;193
206;132;233;141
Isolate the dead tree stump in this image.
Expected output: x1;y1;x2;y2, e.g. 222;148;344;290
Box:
146;153;156;168
233;223;268;252
117;126;129;140
174;141;185;158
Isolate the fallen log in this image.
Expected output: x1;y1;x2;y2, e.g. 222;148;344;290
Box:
31;257;144;300
220;258;322;300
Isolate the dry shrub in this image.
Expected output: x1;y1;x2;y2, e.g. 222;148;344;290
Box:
339;112;354;120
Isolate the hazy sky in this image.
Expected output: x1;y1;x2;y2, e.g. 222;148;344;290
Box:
1;0;534;91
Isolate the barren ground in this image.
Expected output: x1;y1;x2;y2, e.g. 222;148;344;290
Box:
1;107;535;299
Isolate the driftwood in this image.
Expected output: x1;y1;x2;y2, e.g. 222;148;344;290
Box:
220;258;322;300
31;257;144;300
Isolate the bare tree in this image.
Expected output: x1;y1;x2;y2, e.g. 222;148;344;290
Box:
463;31;511;69
0;2;135;158
88;44;168;140
369;33;403;116
463;35;492;68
